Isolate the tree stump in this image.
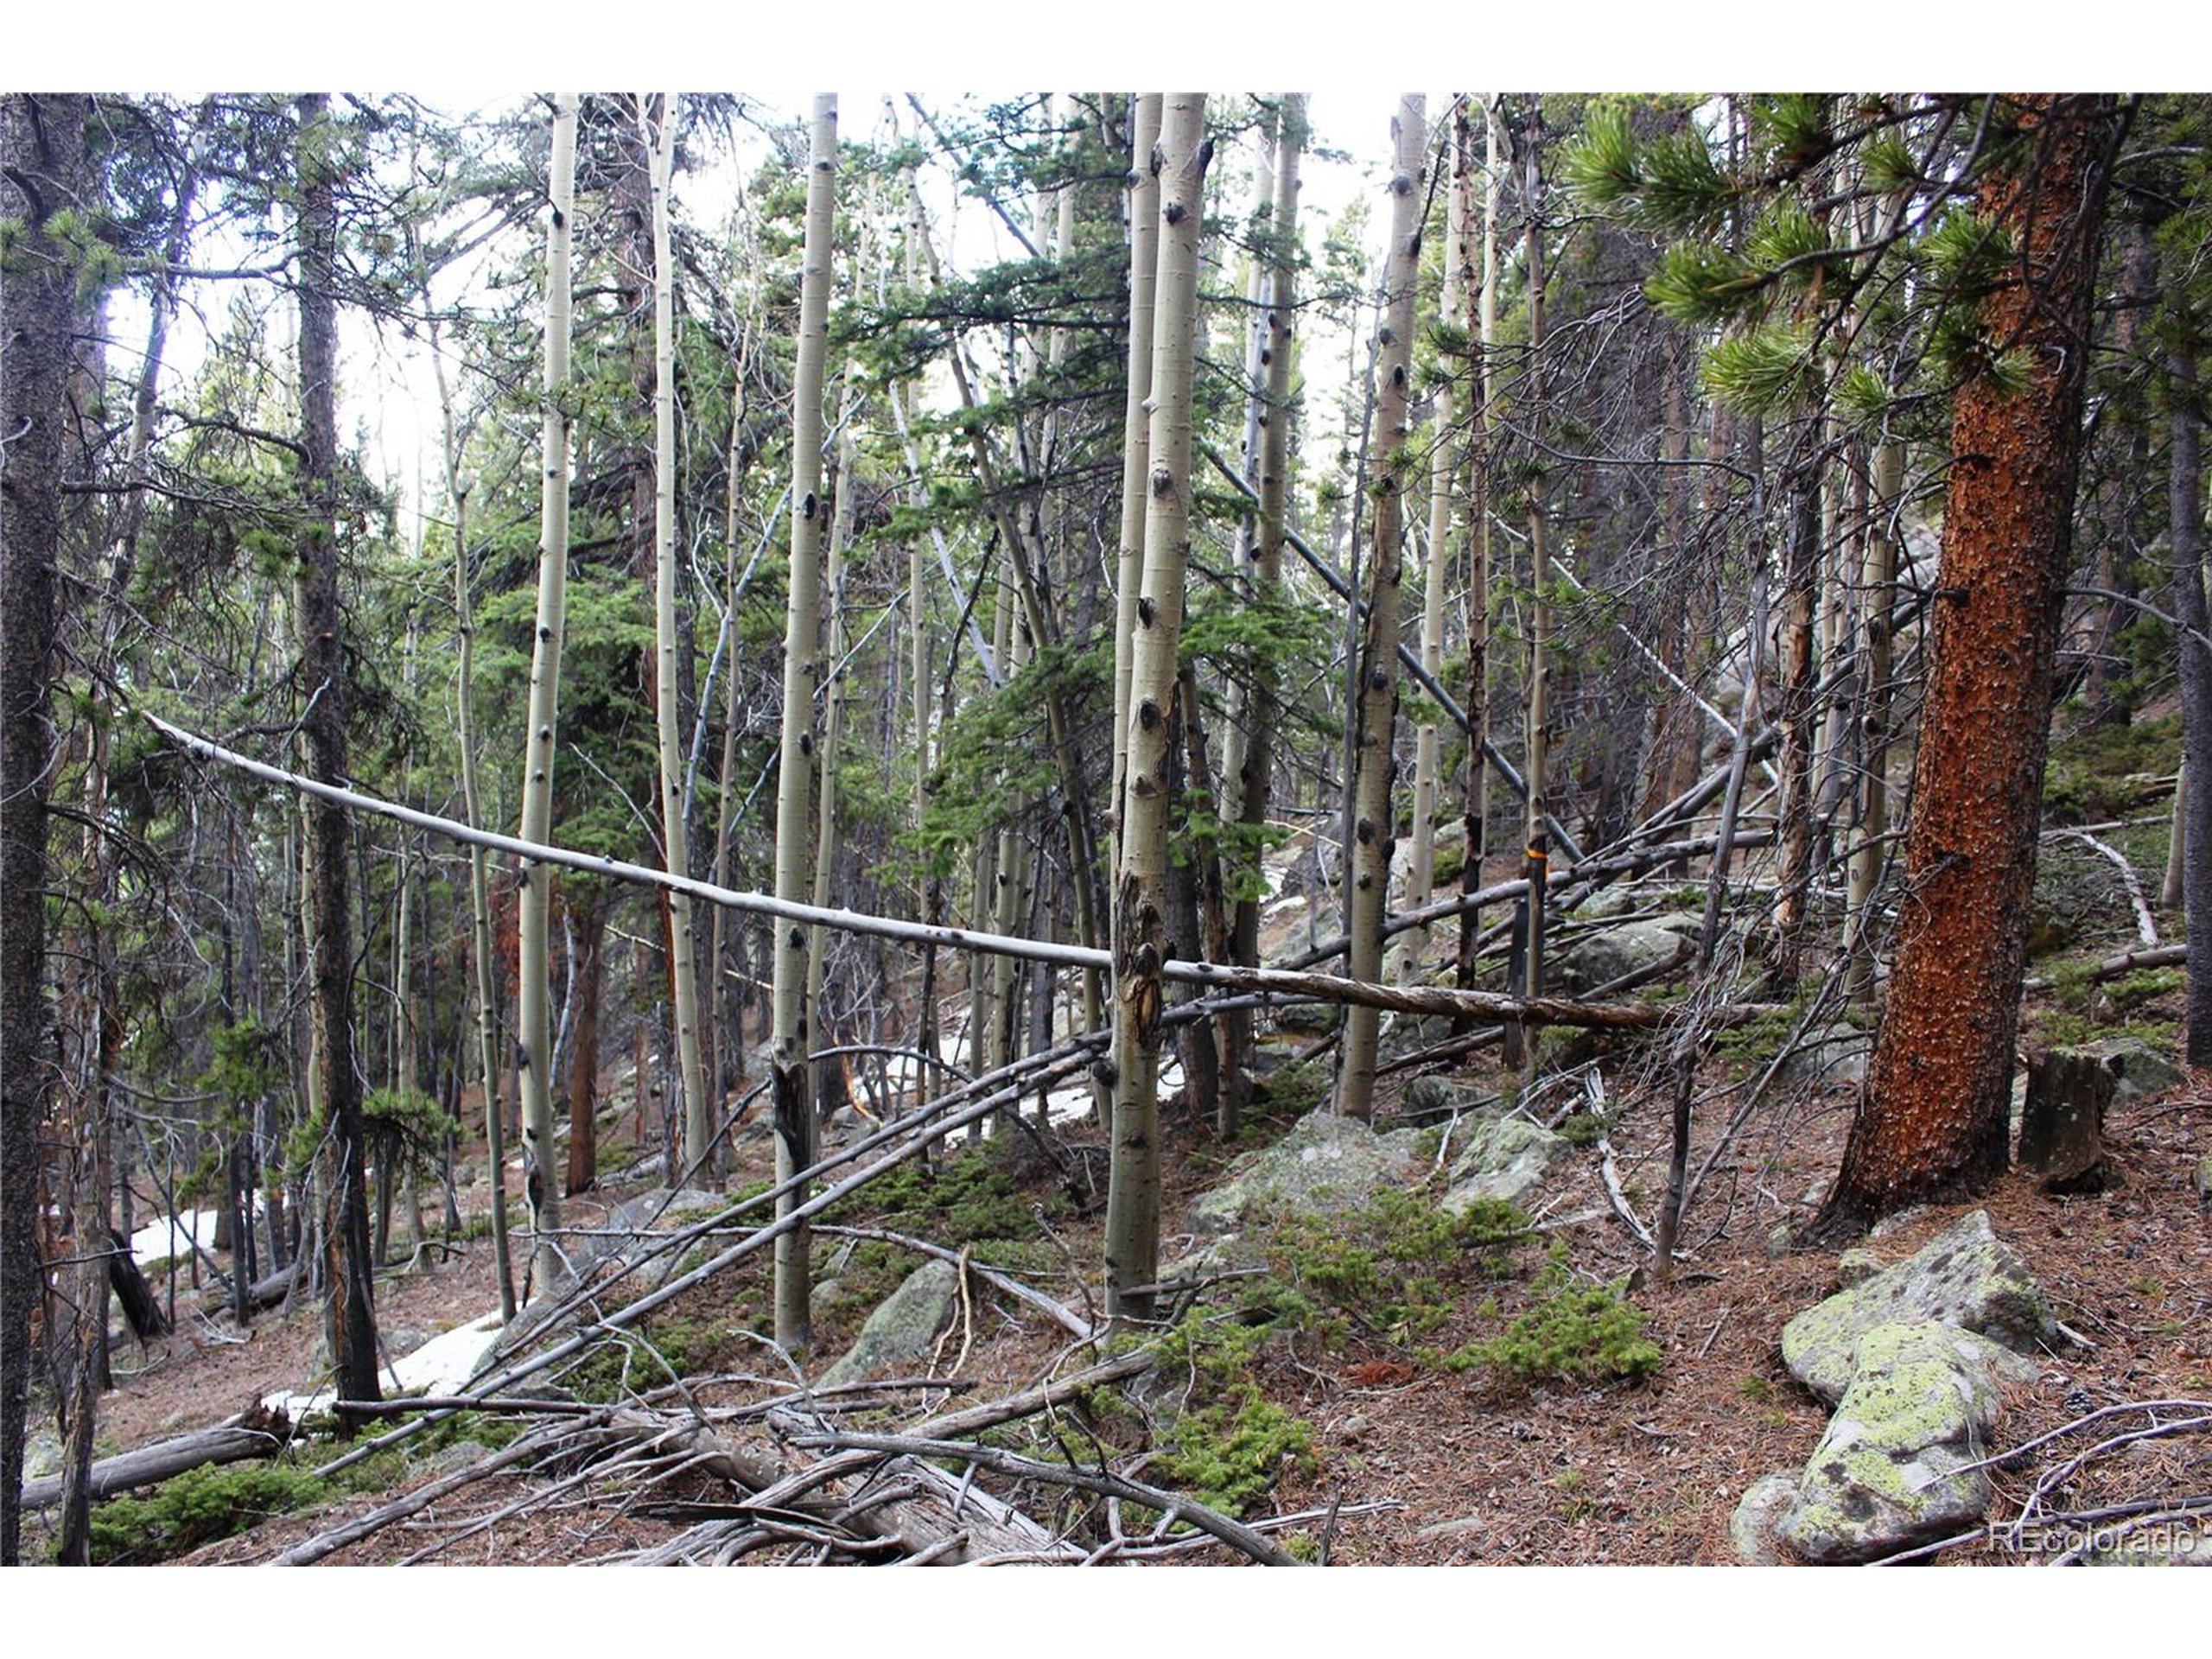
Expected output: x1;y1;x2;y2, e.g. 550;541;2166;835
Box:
2018;1048;2116;1192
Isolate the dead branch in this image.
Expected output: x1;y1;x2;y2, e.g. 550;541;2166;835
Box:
785;1426;1303;1565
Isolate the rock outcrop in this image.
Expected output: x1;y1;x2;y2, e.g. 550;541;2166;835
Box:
1780;1211;2053;1404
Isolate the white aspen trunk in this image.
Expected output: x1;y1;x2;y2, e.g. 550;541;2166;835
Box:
708;322;753;1113
641;96;710;1179
809;419;859;1096
1109;95;1166;878
1332;95;1425;1120
771;95;836;1356
1220;95;1306;1135
1106;93;1206;1323
516;93;577;1295
1402;100;1471;985
1456;97;1501;1005
426;321;517;1320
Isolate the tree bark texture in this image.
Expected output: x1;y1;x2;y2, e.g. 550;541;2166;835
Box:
771;95;836;1356
1818;96;2126;1236
517;93;578;1294
0;89;87;1566
2170;334;2212;1063
1335;96;1425;1120
643;97;710;1177
1222;95;1305;1135
1106;93;1206;1322
295;94;381;1414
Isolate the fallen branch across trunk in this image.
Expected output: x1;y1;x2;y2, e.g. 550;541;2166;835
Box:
20;1407;289;1510
149;714;1767;1037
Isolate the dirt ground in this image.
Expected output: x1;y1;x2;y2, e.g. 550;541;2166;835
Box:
45;1025;2207;1568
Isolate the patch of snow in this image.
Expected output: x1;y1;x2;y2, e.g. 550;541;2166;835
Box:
128;1208;248;1268
261;1309;505;1423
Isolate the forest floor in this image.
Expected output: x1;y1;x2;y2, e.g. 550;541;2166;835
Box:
35;709;2212;1565
50;956;2212;1567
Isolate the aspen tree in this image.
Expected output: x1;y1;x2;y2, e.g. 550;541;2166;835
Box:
771;95;836;1354
642;95;711;1175
1404;99;1472;982
426;326;517;1319
517;92;578;1294
1106;93;1206;1322
1333;95;1425;1121
1109;95;1165;874
1841;435;1904;1001
1222;94;1305;1135
809;418;859;1101
1456;98;1502;1009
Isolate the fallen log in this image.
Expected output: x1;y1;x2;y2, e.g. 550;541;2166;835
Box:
20;1405;290;1510
2023;941;2188;990
149;715;1751;1038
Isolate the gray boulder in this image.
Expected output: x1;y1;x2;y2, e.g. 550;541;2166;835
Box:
1730;1472;1802;1565
1441;1115;1567;1212
1187;1111;1425;1237
818;1259;960;1390
1777;1322;2029;1564
2072;1034;2180;1102
1781;1211;2054;1404
1554;915;1698;994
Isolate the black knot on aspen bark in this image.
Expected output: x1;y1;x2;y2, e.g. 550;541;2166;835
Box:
538;626;552;641
799;732;814;756
1357;817;1376;845
788;926;804;950
1164;200;1187;226
1148;143;1165;179
1138;595;1157;628
1378;326;1396;347
537;726;551;741
1370;667;1391;690
1150;464;1173;497
550;207;565;231
1391;364;1408;389
802;491;819;520
1137;696;1162;730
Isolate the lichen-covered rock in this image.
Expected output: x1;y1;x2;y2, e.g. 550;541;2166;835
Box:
2073;1034;2180;1101
1554;916;1697;994
1782;1211;2054;1403
1441;1115;1567;1211
1777;1322;2018;1564
1187;1111;1425;1236
818;1259;959;1390
1731;1472;1802;1565
1835;1249;1882;1290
